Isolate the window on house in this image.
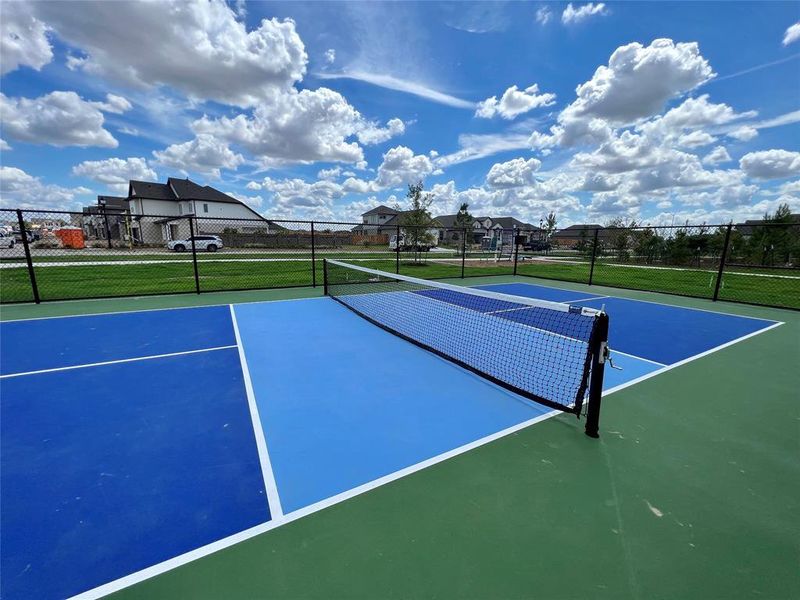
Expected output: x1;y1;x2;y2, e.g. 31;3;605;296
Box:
178;204;183;215
203;203;209;213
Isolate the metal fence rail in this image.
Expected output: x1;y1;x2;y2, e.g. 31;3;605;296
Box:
0;208;797;310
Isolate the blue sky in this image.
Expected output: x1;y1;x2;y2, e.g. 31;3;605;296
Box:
1;0;799;226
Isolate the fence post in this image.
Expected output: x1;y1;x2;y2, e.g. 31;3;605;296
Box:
395;224;401;275
187;216;201;294
461;228;467;278
310;221;317;287
102;205;112;249
16;209;40;304
512;227;519;276
588;228;600;286
712;223;733;302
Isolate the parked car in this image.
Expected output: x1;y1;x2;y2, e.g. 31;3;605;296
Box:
167;235;223;252
389;233;436;252
523;240;551;252
0;233;15;249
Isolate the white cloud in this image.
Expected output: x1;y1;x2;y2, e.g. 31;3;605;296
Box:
356;118;406;145
727;125;758;141
0;91;119;147
639;94;755;141
0;166;93;210
486;157;542;188
561;3;608;25
324;48;336;64
192;87;366;165
0;2;52;75
677;130;716;148
33;1;307;108
0;139;10;151
72;157;157;193
316;71;475;109
739;150;800;180
536;6;552;25
245;181;262;191
93;93;132;114
152;134;244;178
376;146;435;188
437;131;532;168
317;166;342;180
475;84;556;120
342;177;378;194
783;22;800;46
257;176;346;220
702;146;732;166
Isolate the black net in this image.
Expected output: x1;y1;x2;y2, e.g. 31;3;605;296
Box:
324;259;607;415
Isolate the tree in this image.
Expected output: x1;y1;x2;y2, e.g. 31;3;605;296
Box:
453;202;473;253
543;212;557;239
399;181;436;263
605;217;636;262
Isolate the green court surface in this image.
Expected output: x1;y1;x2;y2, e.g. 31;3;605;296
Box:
2;276;797;600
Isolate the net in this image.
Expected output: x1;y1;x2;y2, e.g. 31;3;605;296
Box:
324;259;609;434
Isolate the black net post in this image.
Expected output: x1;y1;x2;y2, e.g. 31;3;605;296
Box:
187;216;201;294
395;224;401;274
584;311;609;438
712;223;733;302
311;221;317;287
322;258;328;296
16;209;40;304
588;228;600;286
461;227;467;278
513;227;519;276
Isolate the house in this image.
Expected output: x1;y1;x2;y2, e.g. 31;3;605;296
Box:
126;177;277;243
80;196;129;241
434;214;541;245
735;214;800;237
550;224;607;249
353;206;440;239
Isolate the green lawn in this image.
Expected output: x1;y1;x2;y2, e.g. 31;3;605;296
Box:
1;255;797;309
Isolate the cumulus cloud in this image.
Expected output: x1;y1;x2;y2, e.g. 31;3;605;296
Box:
93;93;133;114
0;91;120;147
376;146;435;188
0;2;52;75
317;166;342;180
677;130;716;148
702;146;732;166
356;118;406;145
727;125;758;141
324;48;336;64
561;3;608;25
192;87;371;165
739;150;800;179
486;157;542;188
0;166;92;209
475;84;556;120
0;139;10;151
783;22;800;46
152;135;244;178
72;157;157;193
257;176;347;220
32;1;307;107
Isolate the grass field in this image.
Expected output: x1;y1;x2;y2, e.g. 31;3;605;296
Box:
1;253;798;309
1;278;797;600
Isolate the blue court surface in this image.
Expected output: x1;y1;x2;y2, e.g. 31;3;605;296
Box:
0;283;780;600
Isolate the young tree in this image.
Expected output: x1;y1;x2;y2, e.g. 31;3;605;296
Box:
453;202;473;253
399;181;436;263
544;212;557;239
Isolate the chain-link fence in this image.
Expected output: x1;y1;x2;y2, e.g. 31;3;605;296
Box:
1;209;797;310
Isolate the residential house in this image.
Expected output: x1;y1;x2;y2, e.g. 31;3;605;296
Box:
80;196;129;241
735;214;800;237
126;177;277;243
353;205;440;242
550;224;609;249
434;214;541;245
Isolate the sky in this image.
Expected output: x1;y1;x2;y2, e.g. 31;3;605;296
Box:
1;0;799;227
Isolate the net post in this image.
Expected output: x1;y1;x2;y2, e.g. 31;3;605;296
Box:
395;224;401;274
16;209;40;304
712;223;732;302
584;311;609;438
322;258;329;296
461;227;466;278
310;221;317;287
187;216;201;294
588;228;599;286
512;227;519;276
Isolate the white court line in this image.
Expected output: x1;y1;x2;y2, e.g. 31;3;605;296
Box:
0;295;325;323
611;349;667;367
65;314;785;600
569;295;610;303
229;305;284;519
602;321;785;396
68;410;559;600
0;345;237;379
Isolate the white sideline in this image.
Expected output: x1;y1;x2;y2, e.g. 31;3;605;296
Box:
0;345;237;379
65;317;784;600
229;305;284;519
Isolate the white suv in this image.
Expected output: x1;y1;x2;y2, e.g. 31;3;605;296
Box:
0;233;15;249
167;235;223;252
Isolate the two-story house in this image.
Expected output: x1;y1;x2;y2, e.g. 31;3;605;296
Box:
126;177;274;243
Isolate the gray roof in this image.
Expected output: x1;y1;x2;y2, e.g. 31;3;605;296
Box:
552;224;603;239
362;205;400;217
